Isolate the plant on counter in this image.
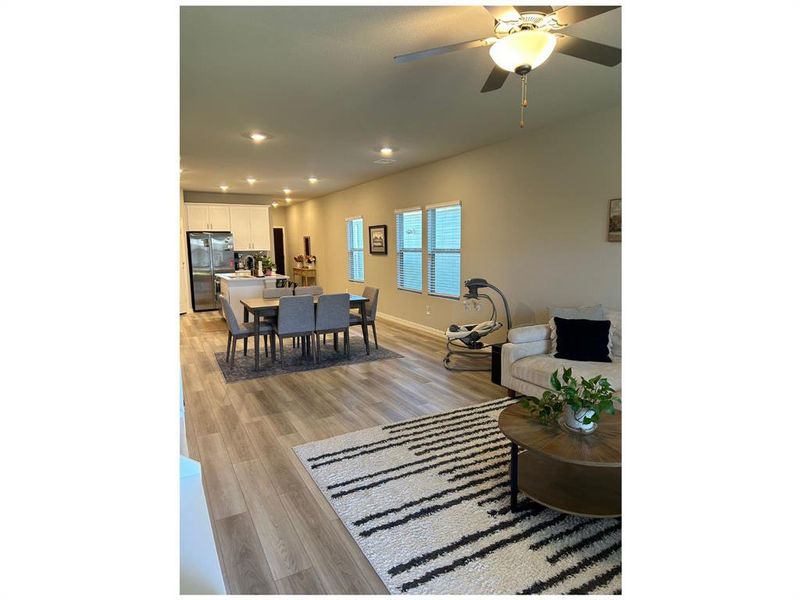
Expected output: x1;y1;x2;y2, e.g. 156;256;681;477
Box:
519;367;620;430
254;251;274;271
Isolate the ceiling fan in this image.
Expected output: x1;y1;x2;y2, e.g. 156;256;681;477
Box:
394;5;621;127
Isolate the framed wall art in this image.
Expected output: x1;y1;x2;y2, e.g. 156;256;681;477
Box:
369;224;388;254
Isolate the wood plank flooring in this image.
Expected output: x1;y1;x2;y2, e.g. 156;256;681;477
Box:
180;309;506;594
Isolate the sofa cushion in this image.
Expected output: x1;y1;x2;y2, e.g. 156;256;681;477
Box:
511;353;621;393
548;305;606;355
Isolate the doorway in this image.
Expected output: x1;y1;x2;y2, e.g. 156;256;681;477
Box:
272;227;286;276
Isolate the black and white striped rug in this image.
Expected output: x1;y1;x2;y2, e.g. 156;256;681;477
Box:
293;397;622;594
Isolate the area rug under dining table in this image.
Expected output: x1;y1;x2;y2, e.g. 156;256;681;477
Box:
214;336;402;383
293;397;622;595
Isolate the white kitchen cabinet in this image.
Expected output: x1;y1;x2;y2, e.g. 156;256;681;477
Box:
208;205;230;231
185;203;270;249
184;204;231;231
185;204;210;231
250;207;271;250
229;206;252;250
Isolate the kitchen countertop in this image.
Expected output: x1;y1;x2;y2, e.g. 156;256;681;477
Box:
216;273;289;283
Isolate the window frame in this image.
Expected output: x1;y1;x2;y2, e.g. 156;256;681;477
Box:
426;201;462;300
394;207;423;293
346;216;364;283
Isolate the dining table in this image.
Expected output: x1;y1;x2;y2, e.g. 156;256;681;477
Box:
240;293;370;370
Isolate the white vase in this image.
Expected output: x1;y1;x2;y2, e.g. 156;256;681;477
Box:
561;406;597;434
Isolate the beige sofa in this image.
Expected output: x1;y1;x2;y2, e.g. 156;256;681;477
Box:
501;307;621;398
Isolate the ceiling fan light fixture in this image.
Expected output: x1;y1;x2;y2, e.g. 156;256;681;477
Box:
489;30;556;73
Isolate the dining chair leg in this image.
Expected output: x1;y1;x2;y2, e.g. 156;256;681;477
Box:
226;332;232;361
231;338;237;366
323;333;327;346
372;323;378;348
270;332;276;362
345;330;350;359
263;334;270;357
243;337;248;356
333;332;338;352
316;333;321;364
279;337;284;367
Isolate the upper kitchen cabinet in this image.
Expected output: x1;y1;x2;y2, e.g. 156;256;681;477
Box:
184;204;231;231
185;203;210;231
249;207;271;250
187;203;270;250
208;206;231;231
229;207;252;251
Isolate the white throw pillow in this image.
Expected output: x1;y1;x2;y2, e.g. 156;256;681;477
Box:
604;308;622;358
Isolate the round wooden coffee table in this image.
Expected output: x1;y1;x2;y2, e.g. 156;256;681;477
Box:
498;401;621;518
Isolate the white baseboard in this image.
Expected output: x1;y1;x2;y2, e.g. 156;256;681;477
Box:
376;312;443;339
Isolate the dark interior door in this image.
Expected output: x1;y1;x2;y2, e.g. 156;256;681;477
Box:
272;228;285;275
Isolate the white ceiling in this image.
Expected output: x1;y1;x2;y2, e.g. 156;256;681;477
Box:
180;6;621;202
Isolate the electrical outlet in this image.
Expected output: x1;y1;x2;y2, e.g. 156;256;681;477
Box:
425;305;431;315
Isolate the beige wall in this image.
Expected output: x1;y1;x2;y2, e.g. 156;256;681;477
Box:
282;105;621;332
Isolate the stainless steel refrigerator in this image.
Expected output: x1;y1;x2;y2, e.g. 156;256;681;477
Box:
187;231;235;311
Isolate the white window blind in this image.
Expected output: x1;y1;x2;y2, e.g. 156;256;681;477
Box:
427;203;461;298
395;208;422;292
346;217;364;282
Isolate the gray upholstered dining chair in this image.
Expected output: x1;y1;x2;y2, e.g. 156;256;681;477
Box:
260;286;292;331
263;287;293;299
294;285;323;296
221;296;274;365
292;286;323;348
349;286;380;348
314;293;351;363
276;295;315;365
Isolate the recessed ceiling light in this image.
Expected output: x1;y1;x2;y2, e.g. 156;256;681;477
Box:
282;188;291;195
248;132;269;143
271;201;278;207
220;185;229;192
380;147;394;156
285;197;292;203
308;177;318;184
246;177;256;185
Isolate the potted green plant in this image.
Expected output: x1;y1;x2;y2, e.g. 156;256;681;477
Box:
519;368;620;434
254;251;275;276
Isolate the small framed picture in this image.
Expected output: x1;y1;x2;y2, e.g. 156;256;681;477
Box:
608;198;621;242
369;225;388;254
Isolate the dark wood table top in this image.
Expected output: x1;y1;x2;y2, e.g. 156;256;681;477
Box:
241;294;367;312
498;402;621;467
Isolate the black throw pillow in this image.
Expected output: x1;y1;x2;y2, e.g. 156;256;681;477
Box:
553;317;612;362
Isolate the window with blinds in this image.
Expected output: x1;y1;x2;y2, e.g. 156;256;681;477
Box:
346;217;364;282
395;208;422;292
427;203;461;298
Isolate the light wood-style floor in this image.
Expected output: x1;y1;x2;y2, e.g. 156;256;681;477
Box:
180;309;506;594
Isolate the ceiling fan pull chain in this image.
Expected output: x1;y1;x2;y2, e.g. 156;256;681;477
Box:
519;74;528;128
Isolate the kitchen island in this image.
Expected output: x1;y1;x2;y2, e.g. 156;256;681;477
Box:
216;273;289;321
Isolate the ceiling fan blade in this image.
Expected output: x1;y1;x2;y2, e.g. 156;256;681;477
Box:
483;5;521;22
555;34;621;67
394;38;494;64
551;5;619;27
513;6;554;15
480;65;511;93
